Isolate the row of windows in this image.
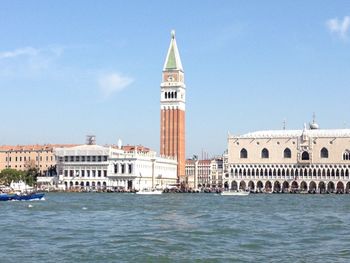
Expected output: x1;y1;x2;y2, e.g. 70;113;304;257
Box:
5;156;53;162
230;167;350;178
165;91;177;100
60;156;108;163
114;164;133;174
240;148;332;159
64;170;107;178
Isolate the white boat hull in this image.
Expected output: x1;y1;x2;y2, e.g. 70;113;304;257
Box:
136;190;163;195
220;191;250;196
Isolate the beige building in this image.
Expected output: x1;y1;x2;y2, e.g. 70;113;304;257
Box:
186;157;224;189
0;144;75;174
227;123;350;193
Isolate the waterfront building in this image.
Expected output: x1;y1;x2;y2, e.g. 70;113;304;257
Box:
160;30;186;183
0;144;74;174
54;143;177;191
186;157;224;189
227;121;350;193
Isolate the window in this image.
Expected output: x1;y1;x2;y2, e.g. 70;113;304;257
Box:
81;170;85;177
98;170;101;177
114;164;118;173
64;170;68;177
302;151;310;160
87;170;90;177
70;156;74;162
103;156;107;161
240;148;248;159
128;164;133;174
320;148;329;158
81;156;85;162
92;156;96;162
75;156;80;162
284;148;291;158
343;151;350;160
87;156;91;162
121;164;125;174
261;148;269;159
103;170;107;177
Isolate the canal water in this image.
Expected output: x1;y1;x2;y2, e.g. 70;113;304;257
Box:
1;193;350;262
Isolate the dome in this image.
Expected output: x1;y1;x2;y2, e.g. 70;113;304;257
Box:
309;122;319;130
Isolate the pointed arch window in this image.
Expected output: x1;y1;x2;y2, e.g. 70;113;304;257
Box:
283;148;291;158
320;148;329;158
240;148;248;159
261;148;269;159
343;150;350;161
302;151;310;160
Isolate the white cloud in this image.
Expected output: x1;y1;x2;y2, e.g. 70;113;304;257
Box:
326;16;350;39
98;72;134;97
0;46;64;78
0;47;39;59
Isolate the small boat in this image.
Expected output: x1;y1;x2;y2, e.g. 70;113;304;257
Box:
136;189;163;195
220;190;250;196
0;192;45;201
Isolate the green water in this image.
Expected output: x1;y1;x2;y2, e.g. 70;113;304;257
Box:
1;193;350;262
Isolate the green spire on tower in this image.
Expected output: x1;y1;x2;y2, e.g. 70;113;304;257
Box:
163;30;183;71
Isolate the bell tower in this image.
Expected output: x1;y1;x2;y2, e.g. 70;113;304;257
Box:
160;30;186;182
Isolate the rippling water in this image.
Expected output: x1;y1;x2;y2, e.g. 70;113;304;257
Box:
1;193;350;262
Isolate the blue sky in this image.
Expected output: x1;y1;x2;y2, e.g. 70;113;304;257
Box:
1;1;350;158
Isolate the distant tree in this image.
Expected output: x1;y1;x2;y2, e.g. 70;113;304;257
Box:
0;169;26;186
25;167;40;186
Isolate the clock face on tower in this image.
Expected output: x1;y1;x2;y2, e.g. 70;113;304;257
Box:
167;75;173;82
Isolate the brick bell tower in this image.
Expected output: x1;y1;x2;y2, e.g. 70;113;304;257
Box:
160;30;186;183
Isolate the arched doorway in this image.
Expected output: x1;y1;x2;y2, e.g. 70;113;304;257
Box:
224;181;229;189
327;181;335;193
336;181;344;193
248;181;255;191
231;181;238;191
273;181;281;192
239;181;246;190
291;181;299;191
318;181;326;193
300;181;307;192
346;182;350;194
257;181;263;192
309;181;317;193
265;181;272;192
282;181;289;193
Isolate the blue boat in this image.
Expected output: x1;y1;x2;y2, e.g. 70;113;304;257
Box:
0;192;45;201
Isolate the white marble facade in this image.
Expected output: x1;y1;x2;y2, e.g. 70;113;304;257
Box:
55;144;177;191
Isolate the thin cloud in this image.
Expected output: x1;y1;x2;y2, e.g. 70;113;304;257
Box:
0;46;64;78
0;47;39;59
326;16;350;39
98;72;134;97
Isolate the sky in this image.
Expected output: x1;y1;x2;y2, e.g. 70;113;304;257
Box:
1;1;350;158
